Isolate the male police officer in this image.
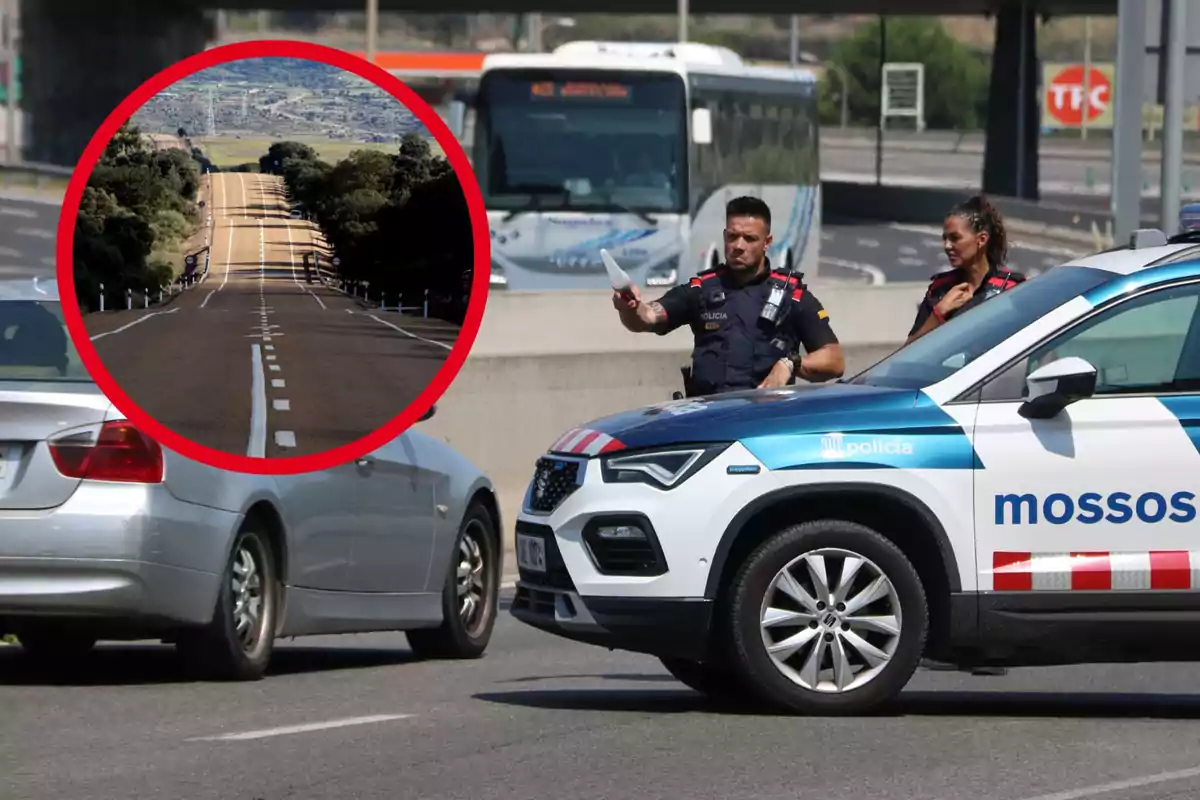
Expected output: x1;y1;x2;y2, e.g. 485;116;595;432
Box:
612;195;844;396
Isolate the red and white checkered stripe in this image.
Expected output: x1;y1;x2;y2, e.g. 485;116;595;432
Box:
549;427;625;456
992;551;1200;591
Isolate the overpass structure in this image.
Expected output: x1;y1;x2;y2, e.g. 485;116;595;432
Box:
13;0;1171;239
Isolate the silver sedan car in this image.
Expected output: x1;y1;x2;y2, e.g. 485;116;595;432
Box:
0;277;503;679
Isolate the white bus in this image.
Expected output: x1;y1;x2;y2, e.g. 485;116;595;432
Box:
449;40;821;292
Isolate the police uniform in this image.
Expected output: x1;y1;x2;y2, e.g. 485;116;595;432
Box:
908;264;1026;337
652;260;839;396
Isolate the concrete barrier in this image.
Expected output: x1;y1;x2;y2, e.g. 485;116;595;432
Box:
421;285;915;551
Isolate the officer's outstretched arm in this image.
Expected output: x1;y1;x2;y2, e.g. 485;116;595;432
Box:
614;284;688;334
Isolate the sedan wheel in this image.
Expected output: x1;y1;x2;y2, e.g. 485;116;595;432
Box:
178;525;278;681
408;501;499;659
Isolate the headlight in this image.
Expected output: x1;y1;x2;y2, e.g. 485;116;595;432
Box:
599;444;728;490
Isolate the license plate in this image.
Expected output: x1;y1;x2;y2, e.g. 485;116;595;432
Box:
516;533;547;572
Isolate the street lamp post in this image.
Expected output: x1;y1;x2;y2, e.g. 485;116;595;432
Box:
365;0;378;64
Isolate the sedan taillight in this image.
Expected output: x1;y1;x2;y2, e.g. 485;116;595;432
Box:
48;420;164;484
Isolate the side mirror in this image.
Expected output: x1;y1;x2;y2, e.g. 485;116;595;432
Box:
691;107;713;145
1019;356;1097;419
419;404;437;422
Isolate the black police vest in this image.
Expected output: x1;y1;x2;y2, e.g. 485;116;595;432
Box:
926;265;1025;322
686;265;803;395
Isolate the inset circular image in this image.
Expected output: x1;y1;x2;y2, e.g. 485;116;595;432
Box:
58;40;489;475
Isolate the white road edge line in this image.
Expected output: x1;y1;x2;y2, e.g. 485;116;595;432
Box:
90;308;179;341
365;313;454;351
187;714;413;742
1015;764;1200;800
247;344;267;458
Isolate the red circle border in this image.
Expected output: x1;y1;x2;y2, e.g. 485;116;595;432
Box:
57;39;491;476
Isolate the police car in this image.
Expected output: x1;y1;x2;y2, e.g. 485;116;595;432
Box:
510;224;1200;715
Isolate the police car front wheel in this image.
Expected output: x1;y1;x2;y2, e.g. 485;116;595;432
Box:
727;520;928;715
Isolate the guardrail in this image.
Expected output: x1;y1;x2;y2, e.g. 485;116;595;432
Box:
0;159;73;191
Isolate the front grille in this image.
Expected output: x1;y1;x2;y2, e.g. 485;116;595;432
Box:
515;520;576;591
526;456;581;514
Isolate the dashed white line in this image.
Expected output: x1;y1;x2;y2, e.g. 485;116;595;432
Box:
273;399;290;411
0;246;20;257
89;308;180;341
188;714;412;742
15;227;52;238
247;344;267;458
268;364;281;371
274;431;297;448
1014;764;1200;800
272;379;285;388
855;237;880;248
0;205;37;218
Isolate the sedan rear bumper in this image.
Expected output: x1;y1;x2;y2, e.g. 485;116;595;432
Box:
0;482;241;631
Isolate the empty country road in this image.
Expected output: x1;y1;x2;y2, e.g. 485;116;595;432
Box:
82;171;460;459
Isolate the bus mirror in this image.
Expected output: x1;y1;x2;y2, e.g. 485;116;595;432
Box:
691;107;713;144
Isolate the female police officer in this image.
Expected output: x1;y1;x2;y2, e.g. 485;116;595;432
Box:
612;195;844;396
906;194;1026;345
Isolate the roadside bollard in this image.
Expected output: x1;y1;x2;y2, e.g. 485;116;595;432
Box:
423;288;429;318
99;283;105;313
126;288;132;310
144;292;149;309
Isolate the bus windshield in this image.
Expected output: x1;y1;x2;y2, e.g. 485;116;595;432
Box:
473;69;688;215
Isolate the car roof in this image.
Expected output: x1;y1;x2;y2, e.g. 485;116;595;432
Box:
1057;241;1200;276
0;276;59;302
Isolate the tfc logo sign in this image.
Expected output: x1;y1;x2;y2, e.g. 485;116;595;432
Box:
1044;64;1112;126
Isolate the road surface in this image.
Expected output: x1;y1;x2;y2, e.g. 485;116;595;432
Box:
816;220;1089;285
82;172;459;460
6;588;1200;799
821;126;1200;204
0;192;57;280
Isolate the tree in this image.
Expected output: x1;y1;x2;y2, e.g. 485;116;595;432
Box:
820;17;991;131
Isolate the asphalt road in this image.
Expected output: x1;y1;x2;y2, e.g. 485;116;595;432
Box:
821;129;1200;205
0;192;58;280
816;219;1090;285
6;589;1200;799
82;172;460;459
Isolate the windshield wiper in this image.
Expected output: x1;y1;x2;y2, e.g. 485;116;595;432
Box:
500;186;569;221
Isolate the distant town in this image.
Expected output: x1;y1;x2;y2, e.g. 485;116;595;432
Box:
129;57;426;168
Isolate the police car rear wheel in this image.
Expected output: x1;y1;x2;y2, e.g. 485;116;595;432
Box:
727;520;928;715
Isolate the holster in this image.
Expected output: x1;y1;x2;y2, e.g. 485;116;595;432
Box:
679;365;697;399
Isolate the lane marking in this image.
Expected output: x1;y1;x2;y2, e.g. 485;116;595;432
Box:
273;398;290;411
275;430;297;448
15;227;52;238
818;256;887;286
265;345;274;351
0;205;37;218
364;313;454;350
856;237;879;247
247;344;267;458
272;378;285;388
90;308;179;341
269;363;281;371
188;714;412;742
0;246;20;257
266;354;276;361
1015;764;1200;800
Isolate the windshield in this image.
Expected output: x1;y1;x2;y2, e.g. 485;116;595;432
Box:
849;266;1116;390
0;300;90;382
473;69;688;214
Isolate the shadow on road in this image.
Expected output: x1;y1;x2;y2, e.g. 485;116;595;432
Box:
473;685;1200;720
0;643;418;686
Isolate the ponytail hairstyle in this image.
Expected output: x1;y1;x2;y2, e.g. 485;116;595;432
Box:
949;194;1008;269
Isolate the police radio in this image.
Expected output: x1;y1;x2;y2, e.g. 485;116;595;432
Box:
760;263;803;327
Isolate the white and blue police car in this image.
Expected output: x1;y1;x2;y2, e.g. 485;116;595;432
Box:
510;225;1200;715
